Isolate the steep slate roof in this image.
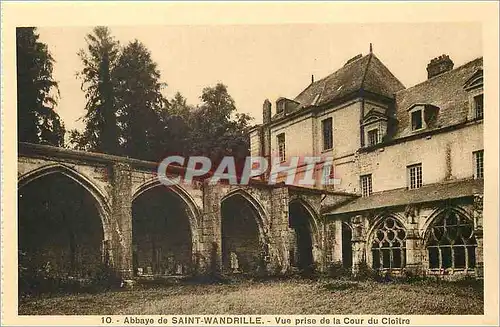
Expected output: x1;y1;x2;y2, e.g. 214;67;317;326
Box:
393;57;483;139
293;53;405;109
323;179;483;216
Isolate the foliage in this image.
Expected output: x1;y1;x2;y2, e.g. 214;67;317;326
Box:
16;27;65;146
69;26;254;167
326;260;352;278
161;92;194;157
114;40;168;160
189;83;253;171
71;26;121;154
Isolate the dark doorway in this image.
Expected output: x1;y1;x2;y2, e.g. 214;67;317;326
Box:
342;222;353;269
289;201;314;272
18;173;104;291
221;194;263;274
132;186;193;276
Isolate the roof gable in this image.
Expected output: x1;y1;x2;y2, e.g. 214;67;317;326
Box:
292;53;405;110
463;69;483;90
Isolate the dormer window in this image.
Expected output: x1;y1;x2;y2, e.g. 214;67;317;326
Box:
361;104;389;148
276;101;285;114
411;109;423;131
367;129;379;146
407;104;440;132
474;94;483;120
464;69;483;121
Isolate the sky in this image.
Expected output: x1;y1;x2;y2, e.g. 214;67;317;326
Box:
37;23;482;132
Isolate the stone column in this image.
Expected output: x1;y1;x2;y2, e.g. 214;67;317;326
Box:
405;227;423;275
269;186;290;275
351;215;366;275
473;194;484;279
200;182;223;276
404;204;423;275
110;163;133;279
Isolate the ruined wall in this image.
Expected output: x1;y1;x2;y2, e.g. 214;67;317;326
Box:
19;145;364;279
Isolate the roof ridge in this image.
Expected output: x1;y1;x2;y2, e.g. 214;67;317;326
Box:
316;78;329;104
295;53;370;100
360;52;373;91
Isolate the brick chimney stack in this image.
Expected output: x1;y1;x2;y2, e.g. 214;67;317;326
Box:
427;54;454;79
263;99;272;124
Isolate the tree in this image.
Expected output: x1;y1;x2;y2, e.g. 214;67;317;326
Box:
114;40;167;160
190;83;252;166
161;92;194;157
72;26;120;154
16;27;65;146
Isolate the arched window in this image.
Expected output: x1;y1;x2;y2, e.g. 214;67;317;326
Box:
371;217;407;269
426;209;476;270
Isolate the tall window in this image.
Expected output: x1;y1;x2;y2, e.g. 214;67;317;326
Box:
474;94;483;119
367;129;379;146
407;163;422;189
322;118;333;150
277;133;286;162
426;209;477;270
360;174;372;197
322;163;334;186
411;110;423;131
371;217;407;270
474;150;484;179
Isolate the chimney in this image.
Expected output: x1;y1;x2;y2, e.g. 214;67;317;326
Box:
263;99;272;124
427;54;454;79
311;74;314;84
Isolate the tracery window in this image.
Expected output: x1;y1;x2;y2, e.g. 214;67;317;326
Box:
426;209;477;270
371;217;407;269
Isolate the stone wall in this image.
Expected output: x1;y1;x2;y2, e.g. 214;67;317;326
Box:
329;196;484;278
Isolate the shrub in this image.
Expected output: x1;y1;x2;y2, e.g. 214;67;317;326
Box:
353;261;380;281
326;261;351;279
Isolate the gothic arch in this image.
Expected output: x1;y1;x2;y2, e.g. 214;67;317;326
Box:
132;179;201;253
221;188;269;242
18;163;112;239
288;198;321;245
220;188;270;273
365;212;407;244
422;205;477;271
422;205;474;237
365;213;408;270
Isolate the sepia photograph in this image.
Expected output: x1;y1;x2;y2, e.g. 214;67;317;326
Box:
1;2;499;326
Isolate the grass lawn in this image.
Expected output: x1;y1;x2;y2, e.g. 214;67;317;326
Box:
18;278;483;315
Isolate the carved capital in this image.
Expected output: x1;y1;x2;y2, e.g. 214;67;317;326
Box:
350;215;364;240
473;194;483;212
404;204;420;224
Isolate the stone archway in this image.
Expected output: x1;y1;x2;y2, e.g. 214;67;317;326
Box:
288;199;319;272
132;182;200;277
220;190;268;275
366;214;407;271
423;207;477;273
18;165;109;292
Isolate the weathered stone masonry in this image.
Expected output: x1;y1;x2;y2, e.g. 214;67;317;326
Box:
18;53;485;280
18;142;354;279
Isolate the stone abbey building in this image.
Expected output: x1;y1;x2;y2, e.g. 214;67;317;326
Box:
248;50;484;278
18;50;484;283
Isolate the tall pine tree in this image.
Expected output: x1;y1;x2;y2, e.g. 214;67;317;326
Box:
71;26;120;154
16;27;65;146
114;40;167;160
